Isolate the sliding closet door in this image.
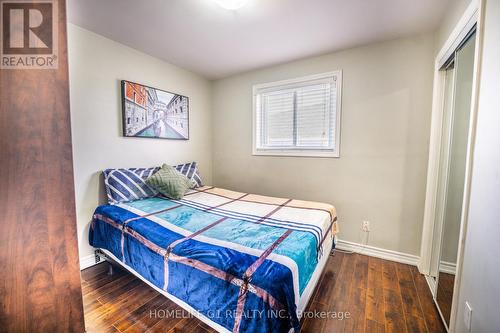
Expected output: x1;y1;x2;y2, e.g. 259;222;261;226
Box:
435;33;476;328
0;0;85;332
429;66;455;280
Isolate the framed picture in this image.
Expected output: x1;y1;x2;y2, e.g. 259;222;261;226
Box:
121;80;189;139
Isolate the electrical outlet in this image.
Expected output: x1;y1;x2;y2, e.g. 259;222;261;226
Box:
464;301;472;331
362;221;370;232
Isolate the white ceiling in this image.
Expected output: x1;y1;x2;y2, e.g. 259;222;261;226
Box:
68;0;450;79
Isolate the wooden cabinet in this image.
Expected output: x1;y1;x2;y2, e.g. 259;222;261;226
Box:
0;0;85;331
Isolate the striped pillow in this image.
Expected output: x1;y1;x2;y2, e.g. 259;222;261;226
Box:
174;162;203;188
103;162;202;204
103;167;160;204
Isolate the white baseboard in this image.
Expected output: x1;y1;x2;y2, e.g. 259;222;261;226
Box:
335;239;420;266
439;260;457;275
80;252;106;270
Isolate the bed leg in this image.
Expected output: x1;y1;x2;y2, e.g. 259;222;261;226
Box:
107;263;114;276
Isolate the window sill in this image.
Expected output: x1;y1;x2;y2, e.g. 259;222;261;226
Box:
252;149;339;158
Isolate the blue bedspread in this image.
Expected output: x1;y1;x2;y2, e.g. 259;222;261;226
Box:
89;188;336;333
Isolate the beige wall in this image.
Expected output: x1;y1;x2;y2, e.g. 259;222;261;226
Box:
212;34;435;256
68;24;213;260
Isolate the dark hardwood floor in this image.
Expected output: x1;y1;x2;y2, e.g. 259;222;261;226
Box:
81;252;445;333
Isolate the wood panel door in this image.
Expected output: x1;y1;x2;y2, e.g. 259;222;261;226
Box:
0;0;85;332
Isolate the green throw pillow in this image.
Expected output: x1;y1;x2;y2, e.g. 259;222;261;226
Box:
146;164;195;199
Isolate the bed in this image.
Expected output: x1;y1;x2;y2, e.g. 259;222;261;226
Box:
90;186;337;333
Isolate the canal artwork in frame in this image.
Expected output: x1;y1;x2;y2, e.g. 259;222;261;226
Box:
121;80;189;139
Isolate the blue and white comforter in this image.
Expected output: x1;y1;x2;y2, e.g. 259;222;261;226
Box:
89;186;337;333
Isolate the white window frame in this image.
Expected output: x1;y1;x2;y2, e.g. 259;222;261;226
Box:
252;71;342;158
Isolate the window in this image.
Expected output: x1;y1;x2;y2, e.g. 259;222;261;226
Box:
253;71;342;157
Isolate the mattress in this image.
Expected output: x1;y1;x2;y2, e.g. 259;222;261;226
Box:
89;186;337;333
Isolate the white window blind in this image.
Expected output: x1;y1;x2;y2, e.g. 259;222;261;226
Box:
253;71;342;157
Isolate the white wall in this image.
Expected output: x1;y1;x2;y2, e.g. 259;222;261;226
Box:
211;34;435;256
68;24;213;260
454;0;500;331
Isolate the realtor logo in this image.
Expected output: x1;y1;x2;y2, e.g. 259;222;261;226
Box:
1;0;58;69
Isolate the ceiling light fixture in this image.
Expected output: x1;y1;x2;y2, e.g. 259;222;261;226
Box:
213;0;249;10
